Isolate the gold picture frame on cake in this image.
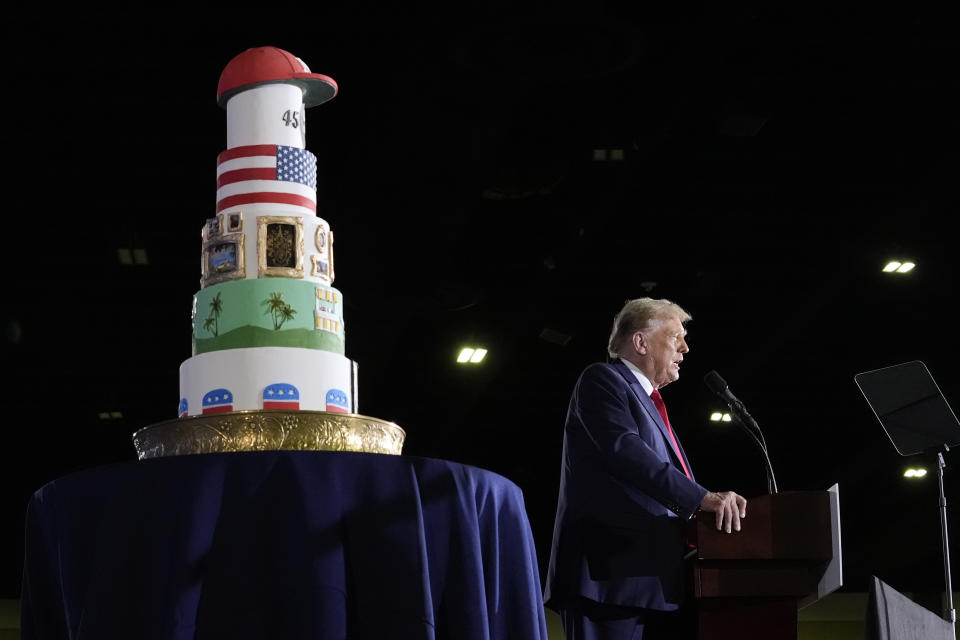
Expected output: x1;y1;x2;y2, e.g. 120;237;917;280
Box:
258;216;305;278
225;211;243;233
202;214;223;242
328;229;335;283
312;223;335;283
310;255;331;283
314;223;328;252
202;234;246;287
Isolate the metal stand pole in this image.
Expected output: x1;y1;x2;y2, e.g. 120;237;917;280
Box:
936;448;956;637
732;408;777;494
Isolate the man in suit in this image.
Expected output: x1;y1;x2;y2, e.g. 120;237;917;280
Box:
544;297;747;639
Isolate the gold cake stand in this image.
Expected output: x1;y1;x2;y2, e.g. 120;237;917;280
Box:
132;410;406;460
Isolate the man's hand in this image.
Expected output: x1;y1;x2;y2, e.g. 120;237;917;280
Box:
699;491;747;533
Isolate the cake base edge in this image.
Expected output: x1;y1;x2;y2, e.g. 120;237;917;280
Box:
132;410;405;459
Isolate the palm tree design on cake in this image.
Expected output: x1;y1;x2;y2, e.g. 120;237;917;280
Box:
203;292;223;337
263;292;297;330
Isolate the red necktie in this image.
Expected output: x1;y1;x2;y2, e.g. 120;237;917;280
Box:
650;389;692;479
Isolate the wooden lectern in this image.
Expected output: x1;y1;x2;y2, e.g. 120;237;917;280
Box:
689;485;842;640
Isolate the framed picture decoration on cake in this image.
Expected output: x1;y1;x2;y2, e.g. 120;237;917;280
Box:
202;214;223;243
226;211;243;233
314;223;327;252
258;216;305;278
310;255;331;282
328;229;335;282
202;235;246;286
312;222;335;283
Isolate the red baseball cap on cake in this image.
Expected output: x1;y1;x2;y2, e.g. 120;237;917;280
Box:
217;46;338;108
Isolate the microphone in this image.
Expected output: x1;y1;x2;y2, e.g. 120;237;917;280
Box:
703;370;778;493
703;369;735;402
703;370;759;436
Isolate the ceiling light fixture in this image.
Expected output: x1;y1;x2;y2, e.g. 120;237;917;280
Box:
883;260;915;273
118;247;150;266
591;148;625;162
457;347;487;364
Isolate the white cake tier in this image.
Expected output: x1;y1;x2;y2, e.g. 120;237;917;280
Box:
226;84;306;149
178;346;357;417
201;206;335;287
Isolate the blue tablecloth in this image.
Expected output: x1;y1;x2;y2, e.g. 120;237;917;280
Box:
20;450;549;640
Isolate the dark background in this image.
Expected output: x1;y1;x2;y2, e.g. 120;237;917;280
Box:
3;3;960;603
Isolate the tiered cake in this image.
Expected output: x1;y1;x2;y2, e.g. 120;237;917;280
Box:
132;47;405;458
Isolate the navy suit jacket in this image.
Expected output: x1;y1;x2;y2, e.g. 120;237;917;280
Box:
544;360;709;612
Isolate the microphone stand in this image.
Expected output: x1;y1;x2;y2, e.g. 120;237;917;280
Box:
727;399;779;494
935;446;956;634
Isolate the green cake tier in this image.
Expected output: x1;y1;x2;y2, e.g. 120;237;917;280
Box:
193;278;345;355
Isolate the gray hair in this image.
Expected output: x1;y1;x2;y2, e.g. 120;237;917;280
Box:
607;297;692;359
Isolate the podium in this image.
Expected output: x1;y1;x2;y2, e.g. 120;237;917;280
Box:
689;486;842;640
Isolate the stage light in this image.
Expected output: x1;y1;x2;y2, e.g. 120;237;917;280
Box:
904;468;928;478
591;148;625;162
118;247;150;265
883;260;915;274
709;412;732;422
457;347;487;364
